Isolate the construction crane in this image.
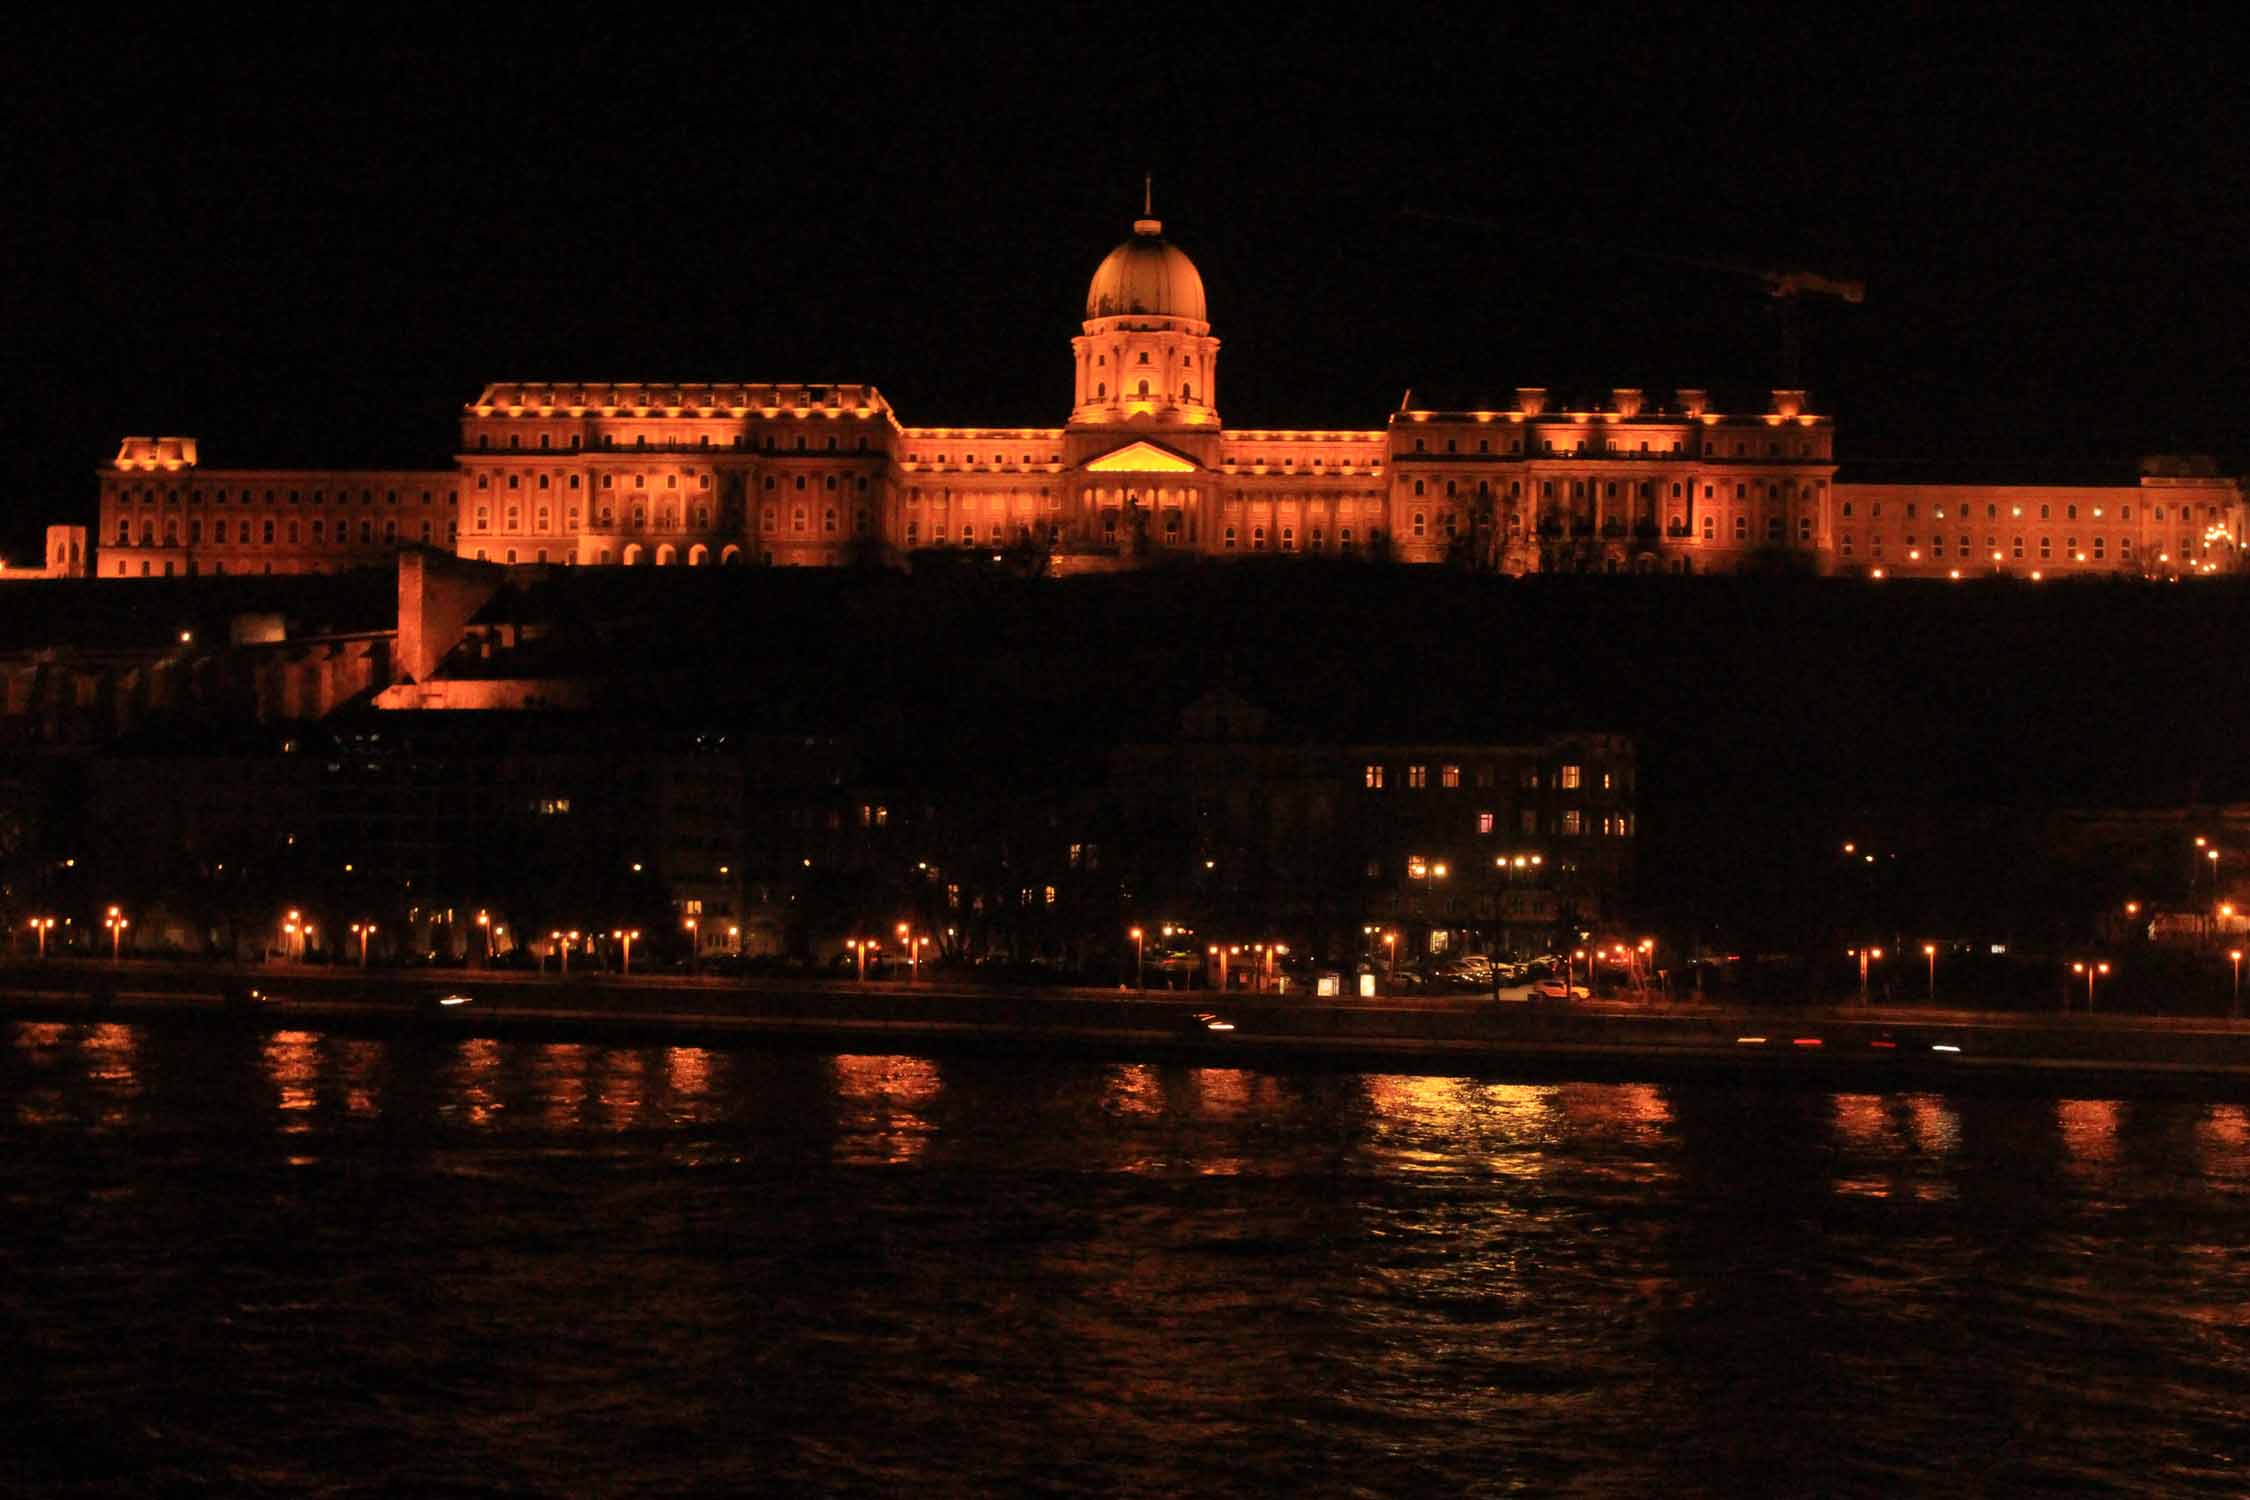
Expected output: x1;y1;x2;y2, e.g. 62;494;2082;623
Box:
1402;207;1866;389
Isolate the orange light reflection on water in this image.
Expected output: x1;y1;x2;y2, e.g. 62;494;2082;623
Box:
831;1053;942;1164
263;1030;321;1131
451;1036;505;1128
2058;1097;2122;1172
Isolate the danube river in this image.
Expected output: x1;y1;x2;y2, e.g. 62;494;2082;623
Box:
3;1020;2245;1496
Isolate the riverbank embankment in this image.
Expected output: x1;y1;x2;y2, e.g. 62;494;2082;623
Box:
6;960;2250;1093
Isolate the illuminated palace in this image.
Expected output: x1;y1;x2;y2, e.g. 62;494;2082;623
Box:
87;209;2242;581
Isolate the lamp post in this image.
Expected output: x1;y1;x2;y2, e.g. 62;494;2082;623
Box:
104;906;128;962
28;916;53;958
2070;959;2110;1013
1922;942;1937;1003
2231;948;2243;1020
1129;926;1144;990
847;937;869;982
476;909;491;967
613;928;639;975
351;921;375;968
1852;945;1883;1005
684;916;698;974
1383;930;1398;995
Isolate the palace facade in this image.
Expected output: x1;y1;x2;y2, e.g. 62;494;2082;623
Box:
87;211;2241;581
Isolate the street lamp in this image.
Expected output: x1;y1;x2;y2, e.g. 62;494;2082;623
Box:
27;916;54;958
1383;930;1398;993
1922;942;1937;1003
612;928;639;975
1207;944;1228;992
351;921;376;967
2231;948;2243;1020
104;906;129;962
1851;945;1884;1005
846;937;870;982
1129;926;1144;990
476;910;491;967
684;916;699;974
2070;959;2111;1013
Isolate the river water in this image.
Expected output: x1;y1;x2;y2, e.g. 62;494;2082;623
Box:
1;1020;2245;1497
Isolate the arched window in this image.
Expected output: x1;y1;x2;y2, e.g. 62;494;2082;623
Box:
1138;380;1150;397
1182;383;1193;399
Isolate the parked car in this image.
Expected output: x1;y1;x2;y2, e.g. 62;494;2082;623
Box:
1533;978;1591;1001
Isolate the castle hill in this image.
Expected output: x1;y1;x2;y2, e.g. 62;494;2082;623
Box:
4;206;2248;1065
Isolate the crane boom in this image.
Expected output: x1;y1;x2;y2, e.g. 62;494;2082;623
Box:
1400;207;1865;382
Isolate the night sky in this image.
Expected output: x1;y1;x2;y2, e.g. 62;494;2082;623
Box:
7;17;2244;557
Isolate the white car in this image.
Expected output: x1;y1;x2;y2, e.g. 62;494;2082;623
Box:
1533;979;1590;1001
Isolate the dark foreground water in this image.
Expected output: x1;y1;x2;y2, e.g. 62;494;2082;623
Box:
2;1022;2246;1497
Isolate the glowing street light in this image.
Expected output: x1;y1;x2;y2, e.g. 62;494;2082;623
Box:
845;936;872;982
104;905;128;962
476;909;491;966
1207;943;1228;992
612;928;640;975
684;915;699;974
2070;959;2111;1013
1922;942;1937;1003
1850;945;1884;1005
1129;925;1145;991
350;921;377;968
27;916;54;958
1383;930;1399;992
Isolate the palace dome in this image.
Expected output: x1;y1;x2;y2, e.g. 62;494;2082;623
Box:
1085;218;1207;323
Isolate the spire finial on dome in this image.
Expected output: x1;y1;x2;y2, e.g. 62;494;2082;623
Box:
1132;171;1162;236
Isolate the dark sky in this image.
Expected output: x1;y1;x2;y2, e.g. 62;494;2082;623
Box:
6;16;2243;555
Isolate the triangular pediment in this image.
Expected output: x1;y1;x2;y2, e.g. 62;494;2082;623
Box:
1082;439;1201;474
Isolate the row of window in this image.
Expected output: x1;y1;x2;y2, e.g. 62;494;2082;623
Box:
1364;763;1613;791
1407;433;1823;459
1410;477;1825;504
1833;532;2201;562
115;517;446;548
1841;499;2226;523
472;432;874;453
113;487;453;507
1220;524;1378;551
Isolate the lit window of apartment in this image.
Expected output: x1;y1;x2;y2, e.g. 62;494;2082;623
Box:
1562;809;1583;836
1364;764;1385;789
1441;764;1461;788
1407;764;1428;789
1476;811;1494;835
1560;764;1583;789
